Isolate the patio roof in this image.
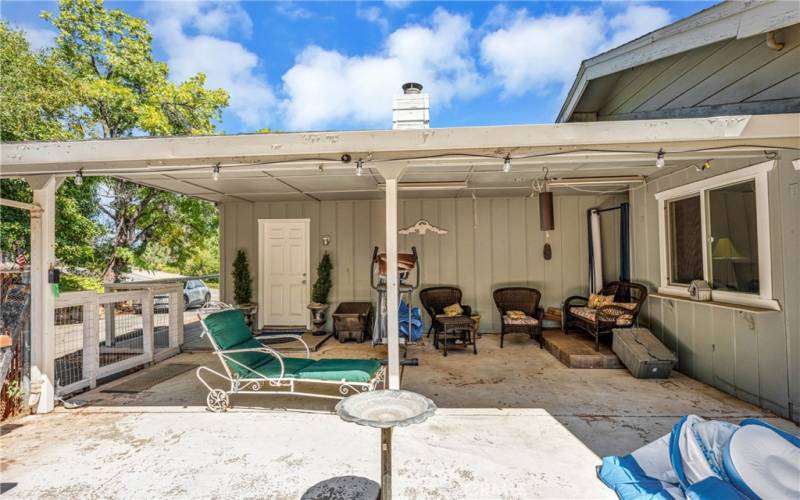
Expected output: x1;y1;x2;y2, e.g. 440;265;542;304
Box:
2;114;798;203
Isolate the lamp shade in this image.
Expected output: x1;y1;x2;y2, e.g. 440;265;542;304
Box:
712;237;746;260
539;191;554;231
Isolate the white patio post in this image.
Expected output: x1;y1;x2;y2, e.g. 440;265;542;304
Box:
376;164;406;390
27;175;58;413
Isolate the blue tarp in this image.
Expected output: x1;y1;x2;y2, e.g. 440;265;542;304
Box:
398;300;423;342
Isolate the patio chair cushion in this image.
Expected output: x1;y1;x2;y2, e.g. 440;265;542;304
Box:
502;314;539;326
255;357;316;379
297;358;382;383
224;337;277;378
569;306;633;326
204;309;253;350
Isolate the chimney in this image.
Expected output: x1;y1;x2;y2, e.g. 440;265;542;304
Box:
392;82;429;129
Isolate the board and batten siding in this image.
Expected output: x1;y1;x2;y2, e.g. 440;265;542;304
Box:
220;194;626;334
630;155;800;423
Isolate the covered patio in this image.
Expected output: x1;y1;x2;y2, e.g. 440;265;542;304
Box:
3;332;796;499
2;113;799;497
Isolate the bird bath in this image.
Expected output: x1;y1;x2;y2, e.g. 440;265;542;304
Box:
336;390;436;500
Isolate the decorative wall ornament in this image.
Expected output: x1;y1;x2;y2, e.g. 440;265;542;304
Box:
399;219;448;235
321;235;331;247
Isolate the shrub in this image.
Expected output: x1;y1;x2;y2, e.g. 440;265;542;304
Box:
311;252;332;304
232;249;252;305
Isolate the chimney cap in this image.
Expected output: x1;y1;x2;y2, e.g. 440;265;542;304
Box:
402;82;423;94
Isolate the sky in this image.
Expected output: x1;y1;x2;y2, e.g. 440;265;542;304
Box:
2;1;716;134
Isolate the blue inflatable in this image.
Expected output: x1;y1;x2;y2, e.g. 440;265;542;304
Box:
599;415;800;500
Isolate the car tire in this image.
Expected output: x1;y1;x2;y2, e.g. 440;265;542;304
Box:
204;292;211;305
184;295;190;310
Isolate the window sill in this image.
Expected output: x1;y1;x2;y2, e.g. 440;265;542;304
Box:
652;290;781;313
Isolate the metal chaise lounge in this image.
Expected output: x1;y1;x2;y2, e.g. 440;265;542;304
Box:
196;305;385;411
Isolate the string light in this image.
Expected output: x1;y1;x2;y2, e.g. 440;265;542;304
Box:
503;155;512;173
212;163;220;181
655;149;665;168
75;168;83;186
355;159;363;176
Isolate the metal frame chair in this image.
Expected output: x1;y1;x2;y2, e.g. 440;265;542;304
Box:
195;302;385;411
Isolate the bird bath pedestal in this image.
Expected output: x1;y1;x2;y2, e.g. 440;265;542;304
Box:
335;390;436;500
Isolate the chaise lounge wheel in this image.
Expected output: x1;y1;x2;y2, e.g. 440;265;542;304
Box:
207;389;229;412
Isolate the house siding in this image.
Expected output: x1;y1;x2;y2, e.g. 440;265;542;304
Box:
220;194;626;334
630;155;799;423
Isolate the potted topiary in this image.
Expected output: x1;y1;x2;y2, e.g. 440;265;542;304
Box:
308;252;332;335
232;249;257;328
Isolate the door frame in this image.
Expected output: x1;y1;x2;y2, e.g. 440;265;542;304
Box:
257;218;311;329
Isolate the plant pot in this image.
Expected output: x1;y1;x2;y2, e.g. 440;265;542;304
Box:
308;303;328;336
236;303;258;329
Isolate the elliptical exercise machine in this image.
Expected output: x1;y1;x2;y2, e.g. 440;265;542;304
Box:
370;246;420;361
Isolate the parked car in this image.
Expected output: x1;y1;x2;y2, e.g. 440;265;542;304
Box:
134;279;211;313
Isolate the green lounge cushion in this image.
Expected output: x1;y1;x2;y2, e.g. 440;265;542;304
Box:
204;309;253;350
224;337;276;378
297;358;382;383
255;357;315;379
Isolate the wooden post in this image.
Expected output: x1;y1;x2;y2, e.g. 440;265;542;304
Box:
381;427;392;500
385;178;400;390
82;297;99;389
28;175;57;413
142;289;154;362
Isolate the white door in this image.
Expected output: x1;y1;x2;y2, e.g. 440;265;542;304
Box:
259;219;310;327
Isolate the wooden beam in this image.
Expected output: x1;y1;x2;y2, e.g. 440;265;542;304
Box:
0;198;41;213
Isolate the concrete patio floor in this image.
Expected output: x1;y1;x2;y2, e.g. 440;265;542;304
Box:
2;331;798;499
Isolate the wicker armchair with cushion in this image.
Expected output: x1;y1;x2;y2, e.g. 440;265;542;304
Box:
562;281;648;351
419;286;473;338
493;287;544;348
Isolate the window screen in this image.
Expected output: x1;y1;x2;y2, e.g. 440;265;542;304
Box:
668;195;703;285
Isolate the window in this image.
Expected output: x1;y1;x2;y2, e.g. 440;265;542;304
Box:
656;160;778;310
708;180;759;294
667;195;703;285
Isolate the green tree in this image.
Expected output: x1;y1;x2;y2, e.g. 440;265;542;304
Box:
0;22;77;142
232;249;252;305
0;23;102;266
1;1;228;282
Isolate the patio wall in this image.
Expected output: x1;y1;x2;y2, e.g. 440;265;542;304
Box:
630;155;799;423
219;193;626;333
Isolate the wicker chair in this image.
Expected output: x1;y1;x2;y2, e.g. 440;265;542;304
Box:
419;287;473;339
493;287;544;348
562;281;648;351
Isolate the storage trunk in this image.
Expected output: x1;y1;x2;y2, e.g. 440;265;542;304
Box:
333;302;373;343
612;328;676;379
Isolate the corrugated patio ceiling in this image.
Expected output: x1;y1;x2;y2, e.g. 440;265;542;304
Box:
2;114;798;203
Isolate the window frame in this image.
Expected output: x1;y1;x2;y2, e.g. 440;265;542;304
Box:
655;159;778;310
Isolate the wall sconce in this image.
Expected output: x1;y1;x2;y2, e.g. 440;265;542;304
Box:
321;235;331;247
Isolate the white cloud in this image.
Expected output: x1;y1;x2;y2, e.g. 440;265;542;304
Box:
602;4;673;51
480;4;671;97
480;9;606;96
357;5;389;32
146;2;275;128
20;23;57;51
275;2;314;20
385;0;412;9
281;8;481;130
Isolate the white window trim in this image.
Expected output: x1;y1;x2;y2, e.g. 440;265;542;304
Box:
655;160;780;311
